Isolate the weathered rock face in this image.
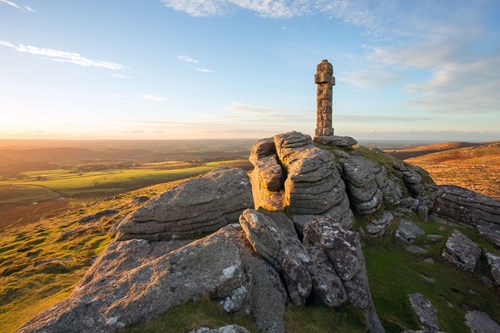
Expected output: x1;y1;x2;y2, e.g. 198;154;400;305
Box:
395;219;425;244
273;132;353;229
303;218;384;333
393;162;437;214
477;224;500;248
116;168;253;241
486;253;500;287
19;225;287;333
465;310;500;333
253;155;284;192
435;185;500;227
408;293;440;332
239;209;312;305
304;244;347;307
342;156;383;215
442;229;482;271
365;210;394;237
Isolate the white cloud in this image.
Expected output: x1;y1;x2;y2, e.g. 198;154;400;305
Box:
111;73;131;79
161;0;378;32
342;67;400;90
0;39;123;70
0;0;35;12
177;54;199;63
194;67;214;73
140;94;168;102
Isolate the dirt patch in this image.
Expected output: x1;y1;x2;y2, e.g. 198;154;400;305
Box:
0;199;80;231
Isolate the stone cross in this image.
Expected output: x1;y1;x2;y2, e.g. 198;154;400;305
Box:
314;59;335;137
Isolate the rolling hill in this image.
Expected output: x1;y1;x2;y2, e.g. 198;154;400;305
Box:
405;142;500;199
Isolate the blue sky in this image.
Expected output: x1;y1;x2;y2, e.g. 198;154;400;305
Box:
0;0;499;141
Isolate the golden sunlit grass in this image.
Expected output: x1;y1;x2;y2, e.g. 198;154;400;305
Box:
406;143;500;199
0;180;185;333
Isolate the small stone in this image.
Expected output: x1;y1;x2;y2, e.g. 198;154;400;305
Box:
408;293;440;332
423;258;435;264
396;219;425;244
486;253;500;286
406;246;428;254
465;310;500;333
426;234;443;242
477;224;500;248
442;229;482;271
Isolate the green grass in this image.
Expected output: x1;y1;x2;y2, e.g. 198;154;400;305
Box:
285;303;366;332
4;166;215;197
363;215;500;333
0;184;61;205
0;180;185;333
120;296;259;333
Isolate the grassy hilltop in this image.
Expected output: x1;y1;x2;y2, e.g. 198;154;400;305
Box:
1;140;499;332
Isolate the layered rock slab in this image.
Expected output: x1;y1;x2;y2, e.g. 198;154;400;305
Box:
435;185;500;227
19;225;286;333
442;229;482;271
273;131;353;229
408;293;440;332
486;253;500;287
465;310;500;333
239;209;312;305
117;168;253;241
303;218;384;333
396;219;425;244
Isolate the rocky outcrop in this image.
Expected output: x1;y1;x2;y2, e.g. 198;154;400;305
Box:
486;253;500;287
249;138;286;212
342;156;383;215
395;219;425;244
442;229;482;271
408;293;439;332
116;168;253;241
435;185;500;227
372;162;404;206
19;224;287;333
365;211;394;237
272;132;353;230
477;224;500;248
465;310;500;333
239;209;312;306
304;244;347;307
303;218;384;333
393;163;437;216
252;155;284;192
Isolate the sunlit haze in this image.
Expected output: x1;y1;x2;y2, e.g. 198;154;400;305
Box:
1;0;499;141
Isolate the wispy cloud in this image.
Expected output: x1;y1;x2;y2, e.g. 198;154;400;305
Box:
0;39;123;70
111;73;131;79
0;0;35;12
162;0;380;33
140;94;168;102
177;54;199;63
194;67;214;73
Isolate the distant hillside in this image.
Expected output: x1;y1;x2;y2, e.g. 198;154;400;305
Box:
385;141;489;160
406;142;500;199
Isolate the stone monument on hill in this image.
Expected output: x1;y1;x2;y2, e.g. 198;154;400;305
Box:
313;59;357;146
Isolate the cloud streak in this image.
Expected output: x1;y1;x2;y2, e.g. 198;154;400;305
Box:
177;55;199;63
195;67;214;73
0;40;123;70
140;94;168;102
0;0;35;12
162;0;380;33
